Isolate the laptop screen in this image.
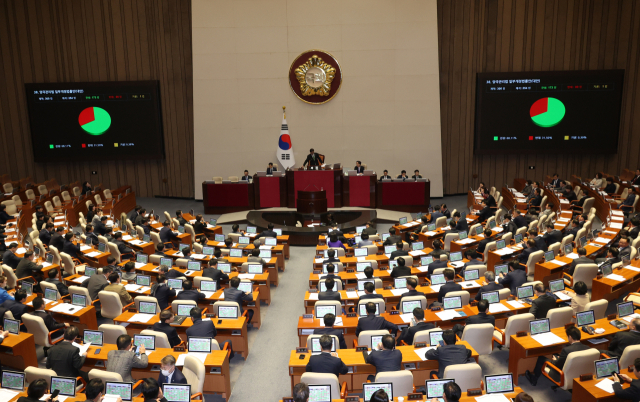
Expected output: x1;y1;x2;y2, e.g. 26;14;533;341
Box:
430;331;444;346
51;376;77;397
218;263;231;273
214;234;225;242
310;337;336;353
464;270;479;281
399;217;408;225
544;250;555;262
178;226;185;234
167;279;183;290
354;248;368;257
356;262;372;272
425;379;455;399
308;385;332;402
428;224;436;231
160;258;174;268
230;249;243;257
188;337;212;353
412;241;424;251
476;226;483;235
443;296;461;310
494;264;508;277
402;300;422;314
496;239;505;249
44;288;58;301
484;374;514;394
394;278;407;289
200;281;217;292
482;291;500;304
98;242;107;253
238;236;250;244
203;246;214;255
359;303;380;316
430;274;445;285
22;281;33;296
162;385;191;402
388;260;398;269
187;261;201;271
601;263;613;276
356;226;366;234
136;254;149;264
246;226;257;234
71;293;87;307
138;302;157;314
384;245;396;254
381;233;390;241
46;253;54;264
595;358;619;379
549;279;564;293
133;334;155;351
248;264;263;274
209;218;217;226
618;301;634;318
136;275;151;286
105;382;133;401
564;244;573;255
218;305;239;319
265;237;277;246
459;231;468;240
357;280;375;291
1;370;24;391
450;251;462;262
579;236;587;247
363;383;392;402
517;285;534;299
576;310;596;327
421;256;434;266
315;305;337;319
85;266;97;277
177;304;194;317
259;250;272;259
530;319;550;335
514;233;523;243
238;281;253;294
4;318;19;335
83;330;104;346
179;244;190;253
273;228;282;236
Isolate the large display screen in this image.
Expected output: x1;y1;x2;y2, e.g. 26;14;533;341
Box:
474;70;624;154
25;81;164;162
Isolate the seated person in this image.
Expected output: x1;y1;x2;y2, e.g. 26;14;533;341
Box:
106;335;148;382
569;281;590;317
43;268;69;297
266;162;277;175
429;239;448;259
365;334;402;377
357;281;382;304
389;241;408;260
175;280;206;302
121;261;137;282
326;234;345;250
427;254;448;276
151;274;176;311
498;261;527;294
305;334;348;377
313;313;347;349
322;249;339;264
396;277;424;310
356;302;398;337
397;307;434;345
604;177;617;194
612;358;640;401
426;329;473;378
501;214;517;237
513;208;527;228
104;272;133;306
175;210;188;226
390;257;411;278
241;170;251;181
152;310;183;347
476;229;494;255
453;299;495;338
474;271;503;301
529;283;556;319
357;233;373;248
158;354;188;385
319;277;341;301
323;263;342;287
571;247;593;273
476;199;492;223
608;317;640;357
461;250;483;274
397;170;409;181
379;170;391;181
140;378;165;402
354;160;365;174
412;170;422;179
383;227;402;246
436;269;461;304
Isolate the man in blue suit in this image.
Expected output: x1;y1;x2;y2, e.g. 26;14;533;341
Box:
158;355;188;386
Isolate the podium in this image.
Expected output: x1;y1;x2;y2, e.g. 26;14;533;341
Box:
297;190;327;214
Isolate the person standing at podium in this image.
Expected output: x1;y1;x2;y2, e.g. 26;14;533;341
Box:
303;148;321;168
354;161;365;174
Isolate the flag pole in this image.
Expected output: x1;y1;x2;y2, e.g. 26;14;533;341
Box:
282;105;286;119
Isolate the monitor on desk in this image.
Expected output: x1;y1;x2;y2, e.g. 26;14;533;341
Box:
34;246;40;256
273;228;282;236
4;318;19;335
105;382;133;401
203;246;214;255
71;293;87;307
179;244;190;253
97;242;107;253
133;334;156;351
529;318;550;335
475;226;484;236
401;300;422;314
544;250;555;262
136;275;151;287
85;266;97;277
484;374;514;394
214;234;225;242
412;241;424;251
354;236;362;244
356;226;366;234
482;291;500;304
177;226;185;234
200;281;217;292
496;239;505;249
354;248;368;257
260;249;272;259
357;280;375;292
167;279;183;290
162;385;191;402
458;231;468;240
315;304;337;319
138;301;157;314
576;310;596;327
218;263;231;273
238;236;250;245
399;217;408;225
160;257;174;268
248;264;263;274
381;233;390;241
308;385;332;402
617;301;635;318
237;281;253;294
136;253;149;264
443;296;462;310
143;234;151;243
362;383;392;402
517;285;534;299
564;244;573;255
394;278;407;289
425;379;455;401
246;226;257;234
421;256;434;266
1;370;25;391
218;305;239;319
310;337;336;353
388;260;398;270
489;220;497;229
464;269;479;281
514;233;523;243
430;274;446;286
450;251;462;262
187;336;212;353
265;237;277;246
578;236;587;247
51;376;77;397
601;262;613;277
21;281;33;296
177;304;194;317
549;279;565;293
187;261;201;272
230;249;243;257
429;331;444;346
44;288;58;301
595;358;620;379
356;262;371;272
83;330;104;346
384;245;396;254
428;224;436;231
45;253;54;264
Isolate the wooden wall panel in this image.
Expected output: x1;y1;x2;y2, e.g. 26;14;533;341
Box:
0;0;193;198
438;0;640;194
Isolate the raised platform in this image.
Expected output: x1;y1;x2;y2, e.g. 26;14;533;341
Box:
246;210;376;246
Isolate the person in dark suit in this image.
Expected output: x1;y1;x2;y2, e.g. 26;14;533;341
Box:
517;239;538;265
501;214;518;238
460;250;483;275
411;170;423;180
439;204;451;219
379;170;392;181
46;326;89;381
140;378;168;402
526;326;589;385
43;269;69;297
527;229;546;252
134;209;147;227
628;217;640;240
618;237;633;259
175;280;205;302
451;212;469;233
362;221;377;236
31;296;67;339
568;247;592;275
498;261;527;295
84;266;111;301
322;249;340;265
192;214;206;235
319;277;341;301
383;228;402;246
632;169;640;186
158;354;188;385
453;299;496;338
366;334;402;375
15;251;44;284
549;174;561;188
530;188;543;207
112;232;133;257
266;162;277;175
427;255;449;276
303;148;321;168
564;185;578;203
152;310;182;347
484;188;497;208
175;210;188;226
612;358;640;401
542;222;563;247
426;329;473;378
0;289;26;319
39;223;54;246
186;307;217;338
357;282;383;304
529;283;556;319
513;209;527;229
241;170;251;181
160;220;178;244
62;233;82;259
397;170;409;181
16;378;49;402
354;161;365;174
397;308;434;345
140;218;152;236
323;264;343;288
604;178;617;194
128;205;142;223
306;334;348;377
224;277;255;322
390;242;409;260
49;227;65;251
95;216;110;236
150;275;175;311
437;269;462;304
0;205;13;226
428;204;444;224
474;271;503;301
476;229;494;255
202;259;229;287
356;302;398;337
608;318;640;357
396;278;425;310
256;223;278;239
476;200;493;223
314;313;347;349
3;243;21;269
84;224;99;246
390;257;411;278
565;219;580;239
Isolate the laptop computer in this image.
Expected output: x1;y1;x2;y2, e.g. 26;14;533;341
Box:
44;287;58;302
496;239;506;249
464;269;479;281
576;310;596;327
21;281;33;296
238;281;253;294
356;262;372;272
162;385;191;402
549;278;565;294
247;264;263;274
51;376;77;397
218;305;239;319
482;291;500;304
595;358;620;379
399;217;408;225
430;274;446;286
1;370;25;391
85;266;97;277
308;385;332;402
356;226;366;234
357;280;375;291
4;318;20;335
138;301;157;314
517;285;534;303
83;330;104;346
421;256;434;266
203;246;214;256
544;250;555;262
98;242;107;253
218;263;232;273
71;293;87;307
384;245;396;254
514;233;524;243
425;379;455;402
230;249;243;257
105;382;133;401
529;318;551;335
185;261;201;274
401;300;422;314
484;374;514;394
136;254;149;264
136;275;151;287
214;234;225;242
354;248;368;257
246;226;257;234
310;337;336;354
412;241;424;251
188;336;212;353
160;257;174;269
167;279;183;290
564;243;573;255
315;304;337;319
443;296;462;310
394;278;407;289
200;281;217;292
429;331;444;346
449;251;463;267
362;383;392;402
265;237;277;246
237;237;250;247
601;262;613;276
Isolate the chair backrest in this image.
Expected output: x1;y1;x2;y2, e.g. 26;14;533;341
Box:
483;241;496;262
528;220;539;231
176;258;190;268
88;369;123;382
25;189;36;200
59;252;76;276
583;198;595;212
1;201;17;215
314;300;342;317
185;224;196;242
135;296;161;314
560;235;574;252
413;328;443;344
442;363;483;392
2;265;17;288
12;194;22;206
502;232;512;244
502;313;534;348
444;233;459;252
444;290;470;306
107;242;122;263
2;182;13;194
141;329;171;349
99;324;128;345
375;371;414;397
584;299;607;320
547;306;573;328
150;255;162;265
398;295;427;312
548;242;561;256
526;251;544;280
515;226;528;237
22;314;56;347
61;191;71;201
306;334;341;351
561;349;600;390
25;367;57;388
98;291;124;319
571;264;599;289
172;299;198;314
469;224;481;236
39;281;60;300
136;225;145;239
318;278;343;291
395;255;413;268
461;323;494;355
364;245;378;256
37;184;48;195
68;286;91;306
327;247;345;257
435;216;447;228
357;330;391;348
149;231;161;248
183;355;206;394
300;373;341;401
498;288;511;300
619;345;640;369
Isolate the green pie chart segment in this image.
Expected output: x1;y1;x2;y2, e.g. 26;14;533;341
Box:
79;107;111;135
530;97;565;128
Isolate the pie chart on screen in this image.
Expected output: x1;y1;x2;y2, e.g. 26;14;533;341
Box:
79;107;111;135
530;97;565;128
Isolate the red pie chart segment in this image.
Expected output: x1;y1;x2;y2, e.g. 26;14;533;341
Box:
78;107;95;126
530;98;548;117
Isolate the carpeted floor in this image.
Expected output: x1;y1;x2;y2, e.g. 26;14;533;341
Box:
8;194;619;402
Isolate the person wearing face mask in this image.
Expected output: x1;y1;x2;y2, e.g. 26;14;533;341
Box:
157;355;188;386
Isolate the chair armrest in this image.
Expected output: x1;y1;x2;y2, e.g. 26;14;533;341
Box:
353;339;358;348
481;380;484;390
563;273;573;284
164;305;172;310
75;376;87;392
391;306;397;311
122;302;134;312
431;373;438;379
601;352;612;359
48;329;64;345
17;276;36;284
493;327;505;345
625;293;640;304
541;360;564;386
91;298;100;306
340;382;347;399
400;340;408;346
191;393;204;400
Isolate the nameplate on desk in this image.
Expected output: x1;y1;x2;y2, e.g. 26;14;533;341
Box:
470;301;478;306
384;285;392;290
309;288;318;293
403;363;416;370
302;314;313;319
467;389;483;396
422;282;429;287
346;313;356;318
346;288;355;292
378;266;386;270
579;373;593;381
414;342;427;348
346;269;354;273
407;393;423;400
516;331;527;337
345;397;359;402
296;347;308;354
173;346;185;352
454;278;462;282
206;314;216;318
356;346;368;352
389;310;399;315
313;270;321;275
608;313;617;320
430;306;442;311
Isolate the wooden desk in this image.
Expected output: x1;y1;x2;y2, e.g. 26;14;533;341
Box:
202;181;255;215
278;389;525;402
288;344;479;393
509;318;627;385
0;332;38;370
377;181;430;213
592;262;640;302
29;296;99;330
253;174;287;209
343;175;376;208
573;377;630;402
